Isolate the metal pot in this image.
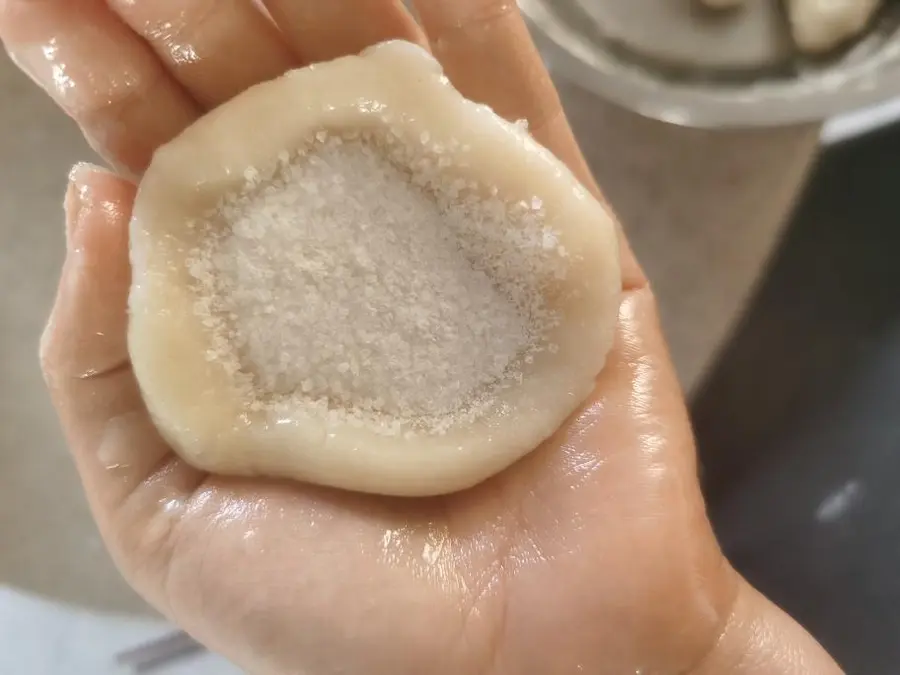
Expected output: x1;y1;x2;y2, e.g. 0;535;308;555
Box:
520;0;900;128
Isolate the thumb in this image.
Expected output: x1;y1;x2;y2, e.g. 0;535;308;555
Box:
40;163;204;605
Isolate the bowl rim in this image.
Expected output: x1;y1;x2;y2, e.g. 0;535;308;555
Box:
522;0;900;129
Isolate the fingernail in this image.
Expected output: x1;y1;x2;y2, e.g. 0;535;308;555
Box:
65;162;108;251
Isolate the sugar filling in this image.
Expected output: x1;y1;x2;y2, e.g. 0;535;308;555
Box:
187;128;570;436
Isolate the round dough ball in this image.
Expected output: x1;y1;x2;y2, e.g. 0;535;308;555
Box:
128;41;621;497
787;0;882;54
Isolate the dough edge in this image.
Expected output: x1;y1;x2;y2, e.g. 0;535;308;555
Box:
128;40;622;497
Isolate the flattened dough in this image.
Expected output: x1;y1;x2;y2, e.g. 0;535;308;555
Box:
128;41;621;497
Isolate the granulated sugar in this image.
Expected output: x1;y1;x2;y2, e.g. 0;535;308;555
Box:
187;129;569;435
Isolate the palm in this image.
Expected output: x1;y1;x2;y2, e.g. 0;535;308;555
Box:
135;291;730;675
4;0;732;673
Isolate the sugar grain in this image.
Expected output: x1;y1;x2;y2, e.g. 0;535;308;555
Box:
186;129;569;435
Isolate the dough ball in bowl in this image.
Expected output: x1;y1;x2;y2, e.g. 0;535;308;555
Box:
128;41;621;497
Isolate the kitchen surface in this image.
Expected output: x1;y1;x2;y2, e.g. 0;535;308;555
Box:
1;7;900;672
695;119;900;675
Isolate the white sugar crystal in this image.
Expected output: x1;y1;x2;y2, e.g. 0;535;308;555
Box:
187;129;569;435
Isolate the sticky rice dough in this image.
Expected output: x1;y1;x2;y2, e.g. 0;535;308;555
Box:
786;0;882;54
128;41;621;497
702;0;882;54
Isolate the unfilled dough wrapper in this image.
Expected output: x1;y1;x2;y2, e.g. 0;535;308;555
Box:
129;41;621;497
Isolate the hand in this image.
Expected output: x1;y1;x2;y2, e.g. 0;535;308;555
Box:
2;1;842;673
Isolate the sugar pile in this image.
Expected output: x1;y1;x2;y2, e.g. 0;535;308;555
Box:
187;129;570;435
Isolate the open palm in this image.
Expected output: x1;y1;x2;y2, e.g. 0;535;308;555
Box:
2;1;839;674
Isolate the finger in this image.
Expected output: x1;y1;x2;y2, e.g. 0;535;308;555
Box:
414;1;567;155
41;164;203;550
0;0;199;177
413;0;646;288
261;0;427;63
107;0;297;109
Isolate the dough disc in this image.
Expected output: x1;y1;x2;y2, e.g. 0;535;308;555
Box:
128;41;621;497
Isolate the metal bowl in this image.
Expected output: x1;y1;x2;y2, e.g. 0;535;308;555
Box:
521;0;900;128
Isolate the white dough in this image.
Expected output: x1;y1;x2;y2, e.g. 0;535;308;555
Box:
787;0;882;53
128;41;621;497
701;0;881;54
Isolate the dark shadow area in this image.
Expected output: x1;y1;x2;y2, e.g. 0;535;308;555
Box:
692;122;900;675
